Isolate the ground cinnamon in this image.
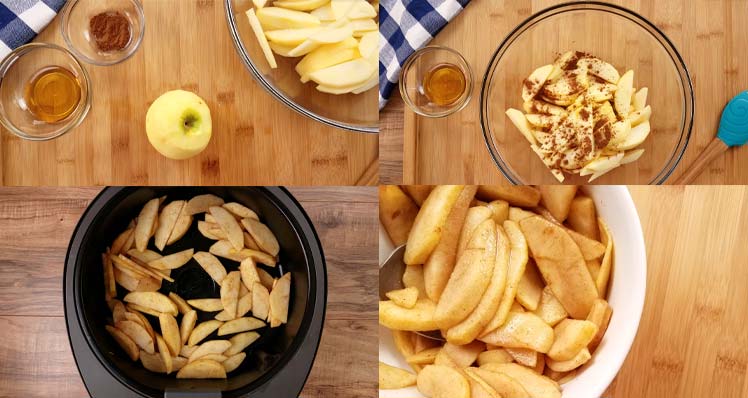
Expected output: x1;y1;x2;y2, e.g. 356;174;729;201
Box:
89;11;131;52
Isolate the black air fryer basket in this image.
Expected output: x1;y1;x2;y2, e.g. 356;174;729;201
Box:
64;187;326;397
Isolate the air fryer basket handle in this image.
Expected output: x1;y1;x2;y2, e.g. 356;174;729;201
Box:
165;390;221;398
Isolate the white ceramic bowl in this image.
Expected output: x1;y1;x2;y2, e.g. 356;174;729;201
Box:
379;186;647;398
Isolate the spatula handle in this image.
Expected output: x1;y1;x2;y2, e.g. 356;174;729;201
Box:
672;137;729;184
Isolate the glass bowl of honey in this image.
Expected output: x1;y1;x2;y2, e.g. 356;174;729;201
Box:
0;43;92;140
399;46;473;118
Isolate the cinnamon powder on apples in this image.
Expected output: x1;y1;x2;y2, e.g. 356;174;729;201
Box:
89;11;131;52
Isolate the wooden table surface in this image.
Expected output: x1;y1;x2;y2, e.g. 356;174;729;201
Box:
0;186;378;398
604;186;748;397
380;0;748;185
0;0;378;186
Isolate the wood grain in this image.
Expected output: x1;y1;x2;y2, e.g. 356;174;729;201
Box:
380;0;748;184
0;0;377;186
0;187;378;398
604;186;748;397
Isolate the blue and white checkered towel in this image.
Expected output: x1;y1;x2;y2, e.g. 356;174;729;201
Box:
0;0;67;59
378;0;470;110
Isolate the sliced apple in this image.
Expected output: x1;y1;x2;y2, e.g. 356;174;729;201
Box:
586;83;617;102
295;37;358;80
633;87;648;111
621;148;645;165
256;7;321;30
614;70;634;117
358;31;377;59
344;0;377;19
581;152;623;175
268;42;298;57
525;114;561;129
506;108;537;146
274;0;330;11
330;0;352;18
264;27;323;47
308;58;374;88
608;119;631;149
522;64;553;102
253;0;267;9
310;3;336;21
246;9;278;69
309;22;353;44
612;120;650;151
349;18;378;36
579;57;620;84
627;105;651;127
352;70;378;94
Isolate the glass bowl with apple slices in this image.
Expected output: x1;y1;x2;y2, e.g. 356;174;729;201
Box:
225;0;378;134
480;2;694;184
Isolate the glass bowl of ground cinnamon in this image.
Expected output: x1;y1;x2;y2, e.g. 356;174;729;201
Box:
60;0;145;66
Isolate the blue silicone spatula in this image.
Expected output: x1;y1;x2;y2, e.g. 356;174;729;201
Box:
674;91;748;184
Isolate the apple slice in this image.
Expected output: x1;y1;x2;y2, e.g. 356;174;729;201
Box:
308;58;374;88
633;87;648;111
621;149;645;165
309;23;353;44
246;9;278;69
296;39;359;81
530;145;565;183
344;0;377;19
506;108;537;146
330;0;360;18
358;31;377;59
253;0;267;9
525;114;560;129
310;4;336;21
614;70;634;118
627;105;651;126
579;57;620;84
612;121;650;151
268;42;297;57
265;27;322;47
352;70;378;94
521;64;553;102
586;83;617;102
274;0;331;11
256;7;321;30
581;152;623;175
350;18;378;37
608;119;631;149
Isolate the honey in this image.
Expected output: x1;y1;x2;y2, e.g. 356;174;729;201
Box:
24;66;82;123
422;63;466;106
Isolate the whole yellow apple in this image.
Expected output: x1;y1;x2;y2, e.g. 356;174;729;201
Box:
146;90;212;160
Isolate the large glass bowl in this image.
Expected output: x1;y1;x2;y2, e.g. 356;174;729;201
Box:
225;0;378;134
480;2;694;184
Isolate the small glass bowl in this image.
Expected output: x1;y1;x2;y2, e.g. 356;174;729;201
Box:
60;0;145;66
399;46;473;118
0;43;92;141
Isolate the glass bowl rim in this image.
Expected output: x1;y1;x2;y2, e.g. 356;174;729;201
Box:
478;0;695;185
398;45;475;118
60;0;146;66
0;42;93;141
223;0;378;134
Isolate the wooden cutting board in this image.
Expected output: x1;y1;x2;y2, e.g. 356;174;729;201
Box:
0;0;378;186
606;186;748;397
0;187;378;398
380;0;748;185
